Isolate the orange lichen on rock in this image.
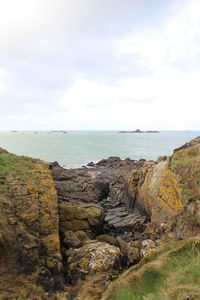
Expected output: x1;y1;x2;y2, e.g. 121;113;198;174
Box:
138;160;184;223
0;150;63;292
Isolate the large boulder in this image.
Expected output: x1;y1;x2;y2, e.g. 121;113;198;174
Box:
0;149;63;294
67;241;122;283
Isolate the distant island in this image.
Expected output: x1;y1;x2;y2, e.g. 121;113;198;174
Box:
50;130;68;134
118;129;160;133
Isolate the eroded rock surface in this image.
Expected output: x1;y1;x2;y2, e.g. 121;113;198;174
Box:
0;149;64;294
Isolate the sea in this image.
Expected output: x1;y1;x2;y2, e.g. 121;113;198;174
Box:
0;131;199;168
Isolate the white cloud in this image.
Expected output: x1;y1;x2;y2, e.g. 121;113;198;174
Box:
0;0;200;130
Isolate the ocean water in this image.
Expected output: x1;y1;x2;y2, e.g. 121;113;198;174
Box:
0;131;199;168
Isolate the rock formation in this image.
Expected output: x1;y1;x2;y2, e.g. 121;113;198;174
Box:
0;136;200;299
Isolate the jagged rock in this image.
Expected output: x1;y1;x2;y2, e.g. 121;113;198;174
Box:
88;156;144;170
105;205;146;234
51;158;145;206
52;165;111;203
109;175;129;208
67;242;122;283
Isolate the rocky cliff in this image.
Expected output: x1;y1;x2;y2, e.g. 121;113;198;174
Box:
0;148;64;299
134;136;200;238
0;137;200;299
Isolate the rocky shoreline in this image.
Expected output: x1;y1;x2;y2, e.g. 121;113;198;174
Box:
0;137;200;299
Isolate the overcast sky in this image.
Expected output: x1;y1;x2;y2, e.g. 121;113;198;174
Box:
0;0;200;130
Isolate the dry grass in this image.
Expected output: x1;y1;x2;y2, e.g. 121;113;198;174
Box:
65;271;119;300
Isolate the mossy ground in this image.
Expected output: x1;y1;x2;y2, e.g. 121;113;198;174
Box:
103;238;200;300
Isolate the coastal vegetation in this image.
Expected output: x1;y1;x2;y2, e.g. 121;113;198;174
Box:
103;238;200;300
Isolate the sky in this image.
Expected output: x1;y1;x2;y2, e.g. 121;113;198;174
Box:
0;0;200;130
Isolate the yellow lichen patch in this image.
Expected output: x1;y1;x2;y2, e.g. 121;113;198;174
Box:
79;258;90;269
17;211;39;224
42;234;61;254
138;160;184;224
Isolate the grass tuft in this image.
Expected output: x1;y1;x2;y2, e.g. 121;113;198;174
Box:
102;237;200;300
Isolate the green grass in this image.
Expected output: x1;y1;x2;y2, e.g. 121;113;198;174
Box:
0;149;43;246
104;238;200;300
0;149;36;177
171;146;200;169
0;149;36;212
